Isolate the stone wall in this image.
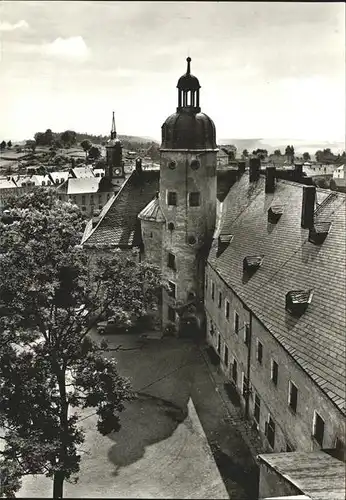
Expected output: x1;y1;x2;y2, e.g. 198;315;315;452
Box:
159;150;217;329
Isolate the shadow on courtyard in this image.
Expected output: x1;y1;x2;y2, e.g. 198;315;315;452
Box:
107;393;188;472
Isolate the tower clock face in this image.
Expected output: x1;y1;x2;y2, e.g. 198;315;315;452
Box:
114;168;121;175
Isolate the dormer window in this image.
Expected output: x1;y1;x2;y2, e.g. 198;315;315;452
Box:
286;289;313;316
268;205;283;223
217;234;233;257
243;255;264;272
308;221;332;245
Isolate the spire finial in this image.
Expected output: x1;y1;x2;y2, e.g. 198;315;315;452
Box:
111;111;116;139
186;56;191;75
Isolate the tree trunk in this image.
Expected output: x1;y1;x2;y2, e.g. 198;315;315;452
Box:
53;471;64;499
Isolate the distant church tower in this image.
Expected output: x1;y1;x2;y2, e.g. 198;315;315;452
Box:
105;111;125;188
160;57;218;336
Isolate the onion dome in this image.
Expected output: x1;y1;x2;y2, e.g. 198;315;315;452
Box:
177;57;201;91
162;112;216;149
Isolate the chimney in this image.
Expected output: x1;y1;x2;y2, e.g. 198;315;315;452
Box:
294;163;303;181
135;158;142;174
249;157;261;182
238;161;246;176
301;185;316;229
265;166;276;193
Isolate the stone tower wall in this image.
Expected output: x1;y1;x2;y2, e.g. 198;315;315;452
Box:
159;149;217;327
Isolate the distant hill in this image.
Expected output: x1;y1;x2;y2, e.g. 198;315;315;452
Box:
219;138;345;155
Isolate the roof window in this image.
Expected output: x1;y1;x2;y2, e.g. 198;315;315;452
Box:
243;255;264;272
285;289;313;316
308;221;332;245
217;234;233;257
268;204;283;223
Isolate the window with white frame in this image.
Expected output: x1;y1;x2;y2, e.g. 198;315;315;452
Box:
288;381;298;413
225;300;230;320
224;345;229;366
241;371;248;397
256;339;263;364
265;414;275;448
312;411;325;446
244;323;250;346
271;359;278;385
234;311;239;335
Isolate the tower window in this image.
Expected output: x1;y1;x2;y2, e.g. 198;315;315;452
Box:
168;280;176;298
190;159;200;170
168;306;176;323
168;161;176;170
211;282;215;300
189;192;200;207
168;191;177;206
167;252;176;270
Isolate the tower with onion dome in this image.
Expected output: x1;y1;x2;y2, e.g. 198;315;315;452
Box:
159;57;218;336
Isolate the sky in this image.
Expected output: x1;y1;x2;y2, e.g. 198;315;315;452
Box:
0;1;345;144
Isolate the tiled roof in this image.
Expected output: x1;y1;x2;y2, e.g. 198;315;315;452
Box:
66;177;101;195
257;451;345;500
138;195;165;222
208;173;346;414
49;171;69;183
70;166;95;179
0;178;17;189
82;169;159;249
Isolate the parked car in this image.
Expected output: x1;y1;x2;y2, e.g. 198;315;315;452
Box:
97;317;117;334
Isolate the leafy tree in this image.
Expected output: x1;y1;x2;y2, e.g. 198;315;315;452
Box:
0;140;6;150
60;131;77;148
274;149;281;156
88;146;101;161
25;140;36;153
34;132;46;146
303;152;311;161
45;129;53;146
53;140;63;150
80;140;92;159
252;149;268;160
7;140;12;148
285;145;295;163
0;189;161;498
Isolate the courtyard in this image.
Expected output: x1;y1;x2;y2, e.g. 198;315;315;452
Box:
18;332;258;499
